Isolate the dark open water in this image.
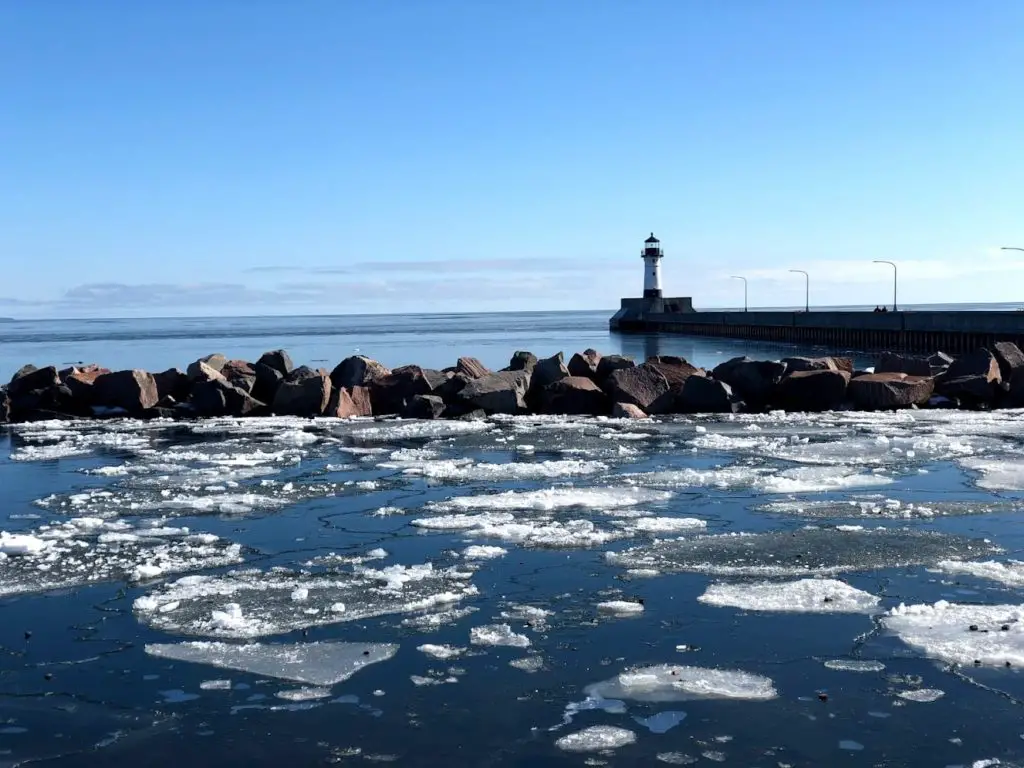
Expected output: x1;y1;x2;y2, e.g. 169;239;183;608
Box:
1;311;1024;767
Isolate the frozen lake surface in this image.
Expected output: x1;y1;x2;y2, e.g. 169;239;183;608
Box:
3;406;1024;765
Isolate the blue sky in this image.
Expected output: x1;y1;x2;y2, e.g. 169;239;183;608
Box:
3;1;1023;317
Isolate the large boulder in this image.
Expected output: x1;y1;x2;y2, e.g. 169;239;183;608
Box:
153;368;189;402
252;363;285;406
256;349;294;377
433;372;471;402
603;364;669;411
711;357;786;407
328;386;372;418
221;360;257;394
186;354;227;381
402;394;447;420
507;351;538;373
192;378;265;417
782;356;852;374
272;369;331;417
993;342;1024;382
0;393;9;423
457;370;530;414
946;349;1001;383
676;375;740;413
568;349;601;380
937;374;999;406
368;365;433;415
928;352;954;375
774;370;850;412
8;365;59;399
93;370;160;413
848;373;934;410
531;353;569;390
538;376;610;416
611;402;647;419
596;355;634;382
456;357;490;379
875;352;931;377
645;356;702;388
330;356;391;390
63;365;111;402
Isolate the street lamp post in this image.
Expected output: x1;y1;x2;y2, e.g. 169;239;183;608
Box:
790;269;809;313
730;276;748;312
873;260;898;312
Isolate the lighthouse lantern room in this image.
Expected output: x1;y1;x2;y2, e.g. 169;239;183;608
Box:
641;232;663;299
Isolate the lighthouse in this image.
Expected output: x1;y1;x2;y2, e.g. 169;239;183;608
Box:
642;233;663;298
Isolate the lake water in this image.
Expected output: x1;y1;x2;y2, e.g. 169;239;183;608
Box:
2;312;1024;766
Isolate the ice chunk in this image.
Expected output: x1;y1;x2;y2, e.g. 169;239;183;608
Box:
597;600;645;616
936;560;1024;588
426;487;672;513
276;686;332;701
697;579;879;613
883;600;1024;667
417;644;465;660
584;664;777;702
961;458;1024;491
630;465;892;493
555;725;636;753
897;688;944;702
623;517;707;534
134;562;477;639
608;527;996;577
0;532;48;555
756;497;1022;520
145;641;398;685
509;655;545;673
352;420;492;442
199;679;231;690
823;659;886;672
462;545;507;560
470;623;531;648
395;459;609;481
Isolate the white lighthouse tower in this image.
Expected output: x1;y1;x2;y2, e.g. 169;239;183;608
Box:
642;233;663;299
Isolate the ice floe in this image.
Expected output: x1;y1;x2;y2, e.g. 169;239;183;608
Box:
607;527;996;577
425;487;673;513
461;545;508;560
897;688;945;702
627;465;892;494
351;420;493;442
555;725;636;753
823;659;886;672
936;560;1024;588
391;459;609;482
697;578;880;613
597;600;645;616
757;497;1023;520
413;512;624;548
134;562;477;639
583;664;778;702
961;458;1024;491
145;641;398;685
0;518;243;596
417;644;465;660
883;600;1024;667
469;623;531;648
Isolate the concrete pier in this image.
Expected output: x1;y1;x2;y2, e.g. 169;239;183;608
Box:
609;305;1024;354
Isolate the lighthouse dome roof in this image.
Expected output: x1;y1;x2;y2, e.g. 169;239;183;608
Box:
644;233;660;243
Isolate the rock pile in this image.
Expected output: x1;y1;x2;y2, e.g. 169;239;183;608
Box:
2;345;1022;424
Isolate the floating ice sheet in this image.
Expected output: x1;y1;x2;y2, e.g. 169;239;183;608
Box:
555;725;636;753
584;664;777;702
597;600;645;616
134;562;477;639
757;497;1023;520
413;513;624;549
607;527;997;577
897;688;944;702
145;641;398;685
627;466;892;494
352;420;493;442
823;659;886;672
0;518;243;597
470;623;531;648
936;560;1024;588
697;578;880;613
961;458;1024;491
391;459;609;482
426;487;673;513
883;600;1024;667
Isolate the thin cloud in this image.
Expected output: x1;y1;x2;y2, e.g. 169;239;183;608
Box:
244;257;631;276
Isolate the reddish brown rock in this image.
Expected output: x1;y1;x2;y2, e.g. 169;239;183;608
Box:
93;370;160;413
993;342;1024;382
568;349;602;380
675;375;741;413
596;355;634;381
539;376;610;416
456;357;490;379
272;369;331;416
875;352;931;377
330;356;391;390
329;385;372;418
603;364;669;411
774;369;850;412
611;402;647;419
368;365;434;415
186;354;227;381
457;370;531;414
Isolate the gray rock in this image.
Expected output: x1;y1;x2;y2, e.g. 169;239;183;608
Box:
568;349;601;379
531;353;569;390
153;368;189;402
676;375;740;413
8;365;59;399
402;394;447;419
875;352;931;377
645;356;702;388
596;355;634;381
192;378;265;417
774;369;850;412
937;374;998;405
928;351;954;375
946;349;1001;383
221;360;257;394
186;354;227;381
781;356;851;374
848;373;934;410
256;349;294;377
93;370;160;413
368;366;433;415
272;370;331;416
252;363;285;406
711;357;786;406
330;356;391;390
507;351;538;372
603;363;669;411
993;342;1024;382
458;370;530;414
538;376;610;416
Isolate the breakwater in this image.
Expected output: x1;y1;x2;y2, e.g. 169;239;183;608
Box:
610;305;1024;354
3;342;1023;424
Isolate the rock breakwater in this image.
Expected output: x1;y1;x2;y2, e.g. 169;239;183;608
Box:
2;344;1023;424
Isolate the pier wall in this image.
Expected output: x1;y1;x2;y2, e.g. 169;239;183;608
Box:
610;310;1024;353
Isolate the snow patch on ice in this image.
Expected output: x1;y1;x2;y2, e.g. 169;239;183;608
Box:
555;725;636;753
697;578;880;613
883;600;1024;667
